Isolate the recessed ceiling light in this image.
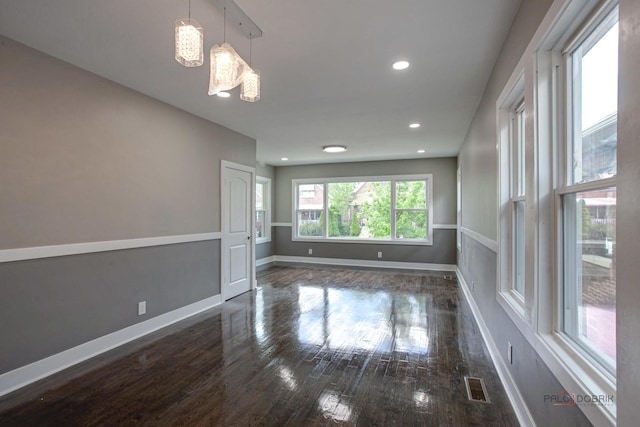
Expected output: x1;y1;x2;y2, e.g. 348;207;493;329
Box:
392;60;410;70
322;145;347;153
217;91;231;98
417;149;426;154
409;123;421;129
281;157;288;161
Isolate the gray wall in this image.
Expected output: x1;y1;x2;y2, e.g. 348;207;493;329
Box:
274;158;457;224
275;227;456;265
0;37;255;376
0;36;256;249
459;0;553;241
0;241;220;374
617;0;640;424
458;236;589;425
273;158;457;265
256;163;275;261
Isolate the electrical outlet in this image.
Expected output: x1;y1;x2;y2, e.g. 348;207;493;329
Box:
308;248;313;255
377;251;383;258
138;301;146;316
508;341;513;364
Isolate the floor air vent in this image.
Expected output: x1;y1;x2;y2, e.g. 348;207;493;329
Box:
443;275;453;280
464;376;490;403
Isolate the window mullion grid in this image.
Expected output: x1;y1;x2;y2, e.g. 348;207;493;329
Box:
557;176;617;196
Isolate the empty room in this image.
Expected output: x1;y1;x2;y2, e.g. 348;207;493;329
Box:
1;0;638;425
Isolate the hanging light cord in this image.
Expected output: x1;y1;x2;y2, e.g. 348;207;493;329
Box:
188;0;191;20
223;7;227;42
249;33;252;67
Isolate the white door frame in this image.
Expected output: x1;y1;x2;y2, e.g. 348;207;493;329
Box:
221;160;256;300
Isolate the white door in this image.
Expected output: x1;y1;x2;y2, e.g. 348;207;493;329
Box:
221;161;255;301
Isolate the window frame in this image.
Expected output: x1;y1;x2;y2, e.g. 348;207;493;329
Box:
497;72;527;318
456;167;461;251
512;100;527;299
292;174;433;245
555;3;618;376
255;176;272;244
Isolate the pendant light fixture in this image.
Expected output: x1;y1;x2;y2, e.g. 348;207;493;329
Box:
208;7;250;95
174;0;263;98
241;34;260;102
175;0;203;67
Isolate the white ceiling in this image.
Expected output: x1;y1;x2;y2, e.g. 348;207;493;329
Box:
0;0;521;166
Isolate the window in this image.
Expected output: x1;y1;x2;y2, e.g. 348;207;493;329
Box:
395;180;428;239
560;5;618;374
255;177;271;243
456;167;461;250
512;101;526;297
296;182;324;237
293;175;433;244
497;73;526;314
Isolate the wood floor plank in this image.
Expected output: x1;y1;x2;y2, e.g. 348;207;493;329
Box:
0;264;519;426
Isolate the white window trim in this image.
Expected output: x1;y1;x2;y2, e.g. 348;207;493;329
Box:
256;176;272;244
495;0;618;425
292;174;434;246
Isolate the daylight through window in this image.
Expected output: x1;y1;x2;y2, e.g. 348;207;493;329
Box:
293;175;432;244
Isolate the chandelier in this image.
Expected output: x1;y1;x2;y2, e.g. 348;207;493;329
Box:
240;35;260;102
174;1;203;67
208;42;250;94
176;0;263;102
240;69;260;102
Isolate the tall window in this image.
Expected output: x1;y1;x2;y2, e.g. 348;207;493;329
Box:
512;101;526;297
497;74;526;313
255;177;271;243
560;5;618;374
293;175;433;244
456;167;461;251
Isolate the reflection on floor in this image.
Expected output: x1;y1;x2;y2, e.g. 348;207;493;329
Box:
0;264;518;426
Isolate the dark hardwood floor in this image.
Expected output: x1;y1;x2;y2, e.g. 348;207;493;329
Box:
0;264;519;426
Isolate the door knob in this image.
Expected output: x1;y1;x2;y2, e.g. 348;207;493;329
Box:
247;235;252;240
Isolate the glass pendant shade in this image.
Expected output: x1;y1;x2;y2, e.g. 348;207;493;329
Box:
240;69;260;102
175;19;203;67
208;43;250;95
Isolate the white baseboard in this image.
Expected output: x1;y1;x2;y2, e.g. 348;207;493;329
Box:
456;268;536;427
274;255;455;272
0;295;222;397
256;255;276;267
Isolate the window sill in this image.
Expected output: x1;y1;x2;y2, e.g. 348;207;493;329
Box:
256;237;271;245
535;331;616;425
291;237;433;246
497;290;526;322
